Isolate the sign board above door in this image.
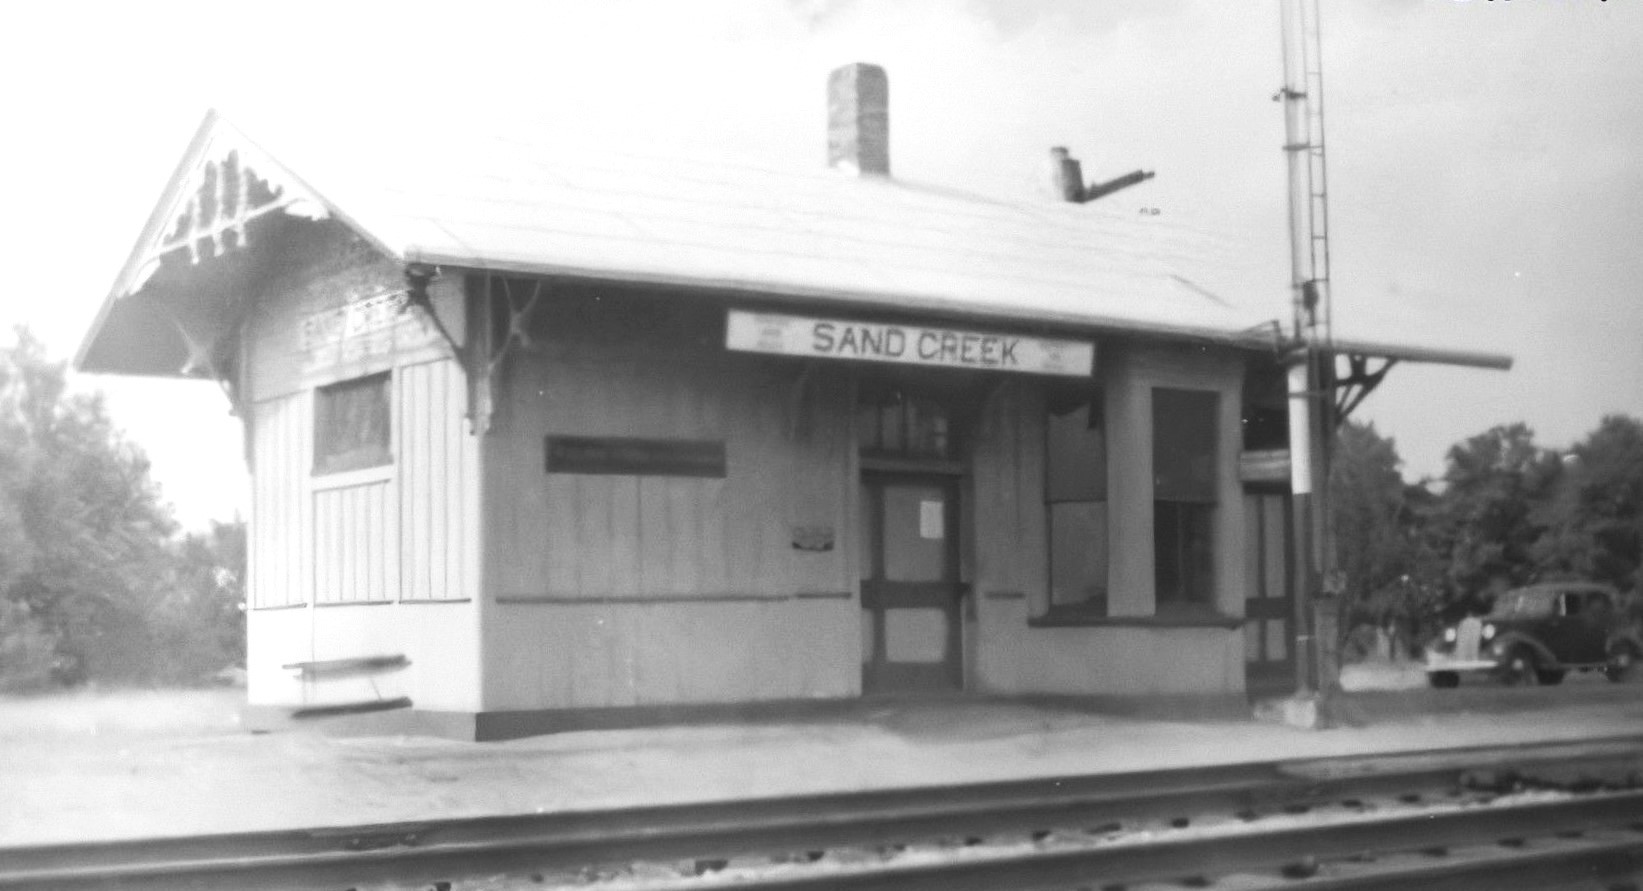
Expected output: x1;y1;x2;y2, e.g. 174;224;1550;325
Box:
726;310;1094;378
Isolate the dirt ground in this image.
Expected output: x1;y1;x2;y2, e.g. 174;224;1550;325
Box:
5;680;1643;848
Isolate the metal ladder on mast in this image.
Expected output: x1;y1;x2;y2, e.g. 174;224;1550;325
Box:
1281;0;1332;347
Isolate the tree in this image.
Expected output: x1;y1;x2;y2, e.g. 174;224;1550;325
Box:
1534;415;1643;597
0;327;178;687
1331;422;1415;618
1426;423;1562;601
1329;421;1447;654
163;519;247;680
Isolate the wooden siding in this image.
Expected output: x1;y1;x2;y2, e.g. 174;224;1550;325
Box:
310;600;482;712
250;356;476;609
971;380;1049;614
398;359;477;601
1100;341;1248;617
245;222;452;404
975;594;1244;694
487;599;857;709
489;348;853;602
312;477;395;603
250;393;311;608
239;227;482;711
968;341;1248;696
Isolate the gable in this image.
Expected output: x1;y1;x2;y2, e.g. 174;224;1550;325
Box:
76;112;385;379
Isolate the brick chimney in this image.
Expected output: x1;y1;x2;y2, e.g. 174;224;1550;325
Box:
828;63;889;176
1049;147;1085;202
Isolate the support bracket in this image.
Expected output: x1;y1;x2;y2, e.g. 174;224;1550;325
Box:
1331;353;1397;427
465;274;546;434
402;263;465;363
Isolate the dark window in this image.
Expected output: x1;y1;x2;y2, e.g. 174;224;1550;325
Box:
1489;590;1555;619
1153;388;1218;609
1046;386;1107;612
857;388;954;459
314;372;391;475
1241;360;1290;451
1155;501;1215;608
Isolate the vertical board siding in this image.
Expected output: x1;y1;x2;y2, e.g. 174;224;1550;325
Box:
971;381;1048;610
250;394;310;608
313;480;393;603
496;351;851;601
399;359;475;601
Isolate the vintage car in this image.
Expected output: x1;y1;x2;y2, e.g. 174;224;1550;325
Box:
1425;582;1642;688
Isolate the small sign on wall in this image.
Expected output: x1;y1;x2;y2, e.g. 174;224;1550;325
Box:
299;289;438;375
791;525;836;552
919;500;945;540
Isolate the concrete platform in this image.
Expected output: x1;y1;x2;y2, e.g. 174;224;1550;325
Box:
4;680;1643;847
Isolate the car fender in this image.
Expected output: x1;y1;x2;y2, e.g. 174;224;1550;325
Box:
1489;630;1557;667
1606;629;1643;656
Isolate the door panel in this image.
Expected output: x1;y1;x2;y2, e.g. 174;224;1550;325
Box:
860;474;963;694
1243;491;1296;696
882;483;949;582
884;608;949;662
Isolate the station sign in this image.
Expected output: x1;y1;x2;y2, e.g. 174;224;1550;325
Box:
725;310;1094;377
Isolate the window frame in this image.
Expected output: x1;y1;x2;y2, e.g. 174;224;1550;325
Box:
1151;387;1220;613
312;371;394;477
1043;383;1109;616
856;386;958;461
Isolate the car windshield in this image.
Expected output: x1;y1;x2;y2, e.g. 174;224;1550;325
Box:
1488;590;1557;619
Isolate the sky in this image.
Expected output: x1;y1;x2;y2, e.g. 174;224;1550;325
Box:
1;0;1639;530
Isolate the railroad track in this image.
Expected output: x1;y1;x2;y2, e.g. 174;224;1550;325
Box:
5;735;1643;890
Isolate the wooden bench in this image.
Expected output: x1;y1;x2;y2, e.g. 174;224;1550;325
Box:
282;654;412;719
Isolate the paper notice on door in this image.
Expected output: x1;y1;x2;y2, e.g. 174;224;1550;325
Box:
919;500;945;539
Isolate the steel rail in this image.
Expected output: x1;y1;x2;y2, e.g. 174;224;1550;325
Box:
690;789;1643;891
4;734;1642;891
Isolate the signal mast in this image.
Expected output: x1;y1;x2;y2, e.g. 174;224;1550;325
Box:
1278;0;1338;703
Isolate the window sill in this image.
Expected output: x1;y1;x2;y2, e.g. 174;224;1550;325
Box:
1028;607;1244;630
311;463;394;491
859;454;965;476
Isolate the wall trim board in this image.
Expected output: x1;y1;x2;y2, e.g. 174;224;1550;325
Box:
1026;610;1244;630
859;455;966;476
248;602;310;612
473;699;863;741
495;592;846;605
398;598;474;605
313;599;394;608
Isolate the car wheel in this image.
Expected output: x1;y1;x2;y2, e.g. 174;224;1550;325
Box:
1535;668;1566;685
1501;649;1539;686
1428;671;1460;689
1606;643;1640;683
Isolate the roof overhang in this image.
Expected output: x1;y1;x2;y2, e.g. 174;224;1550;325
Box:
78;110;1515;381
415;254;1274;353
75;111;382;379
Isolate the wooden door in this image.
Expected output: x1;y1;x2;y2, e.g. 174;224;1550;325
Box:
859;473;964;694
1243;491;1297;696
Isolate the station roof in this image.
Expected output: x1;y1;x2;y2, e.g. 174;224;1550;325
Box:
78;110;1512;377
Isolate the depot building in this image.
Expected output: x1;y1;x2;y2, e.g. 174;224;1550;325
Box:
77;65;1509;738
